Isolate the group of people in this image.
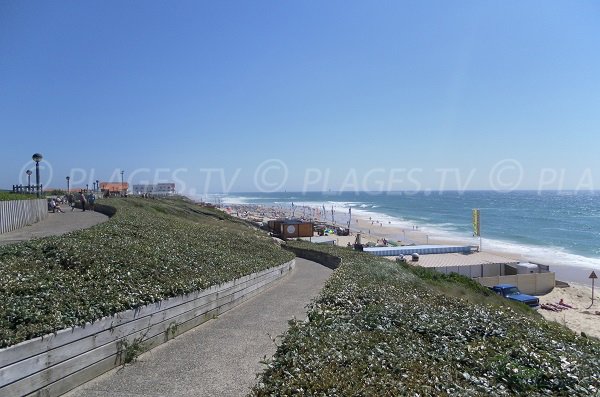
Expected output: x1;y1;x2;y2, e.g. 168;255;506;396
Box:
540;298;575;312
48;198;65;213
49;192;96;213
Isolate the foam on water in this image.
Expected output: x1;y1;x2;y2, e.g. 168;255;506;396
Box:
352;209;600;270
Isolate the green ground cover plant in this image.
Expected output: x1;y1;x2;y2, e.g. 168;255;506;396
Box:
0;192;38;201
0;197;293;348
253;242;600;396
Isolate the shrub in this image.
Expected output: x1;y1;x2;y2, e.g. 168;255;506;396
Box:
253;242;600;396
0;192;38;201
0;197;294;348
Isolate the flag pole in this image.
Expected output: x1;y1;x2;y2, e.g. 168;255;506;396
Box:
473;208;482;252
480;211;482;251
348;207;352;234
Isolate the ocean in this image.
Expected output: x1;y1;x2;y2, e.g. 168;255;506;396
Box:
212;191;600;279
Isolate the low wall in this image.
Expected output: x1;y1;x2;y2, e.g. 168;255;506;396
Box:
477;272;555;295
91;203;116;217
0;199;48;234
430;263;506;278
0;259;295;397
71;202;116;217
283;245;342;270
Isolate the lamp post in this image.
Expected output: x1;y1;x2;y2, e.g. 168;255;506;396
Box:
66;176;70;193
120;170;124;196
32;153;43;197
96;180;99;193
26;170;32;193
86;183;89;192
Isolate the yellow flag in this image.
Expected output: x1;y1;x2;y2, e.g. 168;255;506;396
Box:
472;209;480;237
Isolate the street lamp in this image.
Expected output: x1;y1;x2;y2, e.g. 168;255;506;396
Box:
96;180;99;193
120;170;124;196
66;176;70;193
32;153;43;197
86;183;89;192
26;170;32;193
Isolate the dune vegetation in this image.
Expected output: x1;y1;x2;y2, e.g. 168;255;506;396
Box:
0;197;293;348
253;242;600;397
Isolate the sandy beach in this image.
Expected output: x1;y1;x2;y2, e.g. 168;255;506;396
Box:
537;283;600;339
223;202;600;339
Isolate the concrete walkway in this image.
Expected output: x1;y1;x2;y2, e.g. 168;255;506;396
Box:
64;258;332;397
0;207;108;246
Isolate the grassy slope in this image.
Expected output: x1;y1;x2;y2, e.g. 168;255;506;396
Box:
0;192;38;201
0;197;294;348
253;242;600;397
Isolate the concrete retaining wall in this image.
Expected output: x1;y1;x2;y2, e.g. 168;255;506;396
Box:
0;199;48;234
477;272;555;295
0;259;295;397
429;263;506;278
90;203;116;218
283;245;341;270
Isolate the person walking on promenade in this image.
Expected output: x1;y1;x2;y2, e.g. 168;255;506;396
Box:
68;194;75;211
88;192;96;211
79;191;87;212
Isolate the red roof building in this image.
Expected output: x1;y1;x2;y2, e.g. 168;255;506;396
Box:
100;182;129;193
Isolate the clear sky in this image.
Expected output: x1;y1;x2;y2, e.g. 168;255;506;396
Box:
2;1;599;194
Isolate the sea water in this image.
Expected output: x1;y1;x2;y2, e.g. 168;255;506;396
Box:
216;191;600;276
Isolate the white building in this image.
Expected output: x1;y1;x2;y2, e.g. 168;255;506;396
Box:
132;183;176;196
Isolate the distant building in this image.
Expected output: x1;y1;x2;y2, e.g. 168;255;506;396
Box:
132;183;176;196
100;182;129;196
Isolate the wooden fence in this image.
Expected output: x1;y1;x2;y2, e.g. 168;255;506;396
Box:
0;259;295;397
0;199;48;234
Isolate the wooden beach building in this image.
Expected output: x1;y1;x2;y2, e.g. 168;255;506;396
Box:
268;219;314;239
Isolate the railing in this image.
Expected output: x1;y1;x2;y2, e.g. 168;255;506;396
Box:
11;184;42;194
0;199;48;234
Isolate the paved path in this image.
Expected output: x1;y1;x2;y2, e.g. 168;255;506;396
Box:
64;258;332;397
0;207;108;246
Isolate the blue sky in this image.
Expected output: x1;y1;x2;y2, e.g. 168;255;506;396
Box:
1;1;599;194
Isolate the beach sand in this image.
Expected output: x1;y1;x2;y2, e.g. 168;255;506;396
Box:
537;283;600;339
223;202;600;340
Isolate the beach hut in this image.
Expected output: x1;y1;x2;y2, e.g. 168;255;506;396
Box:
269;219;313;239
